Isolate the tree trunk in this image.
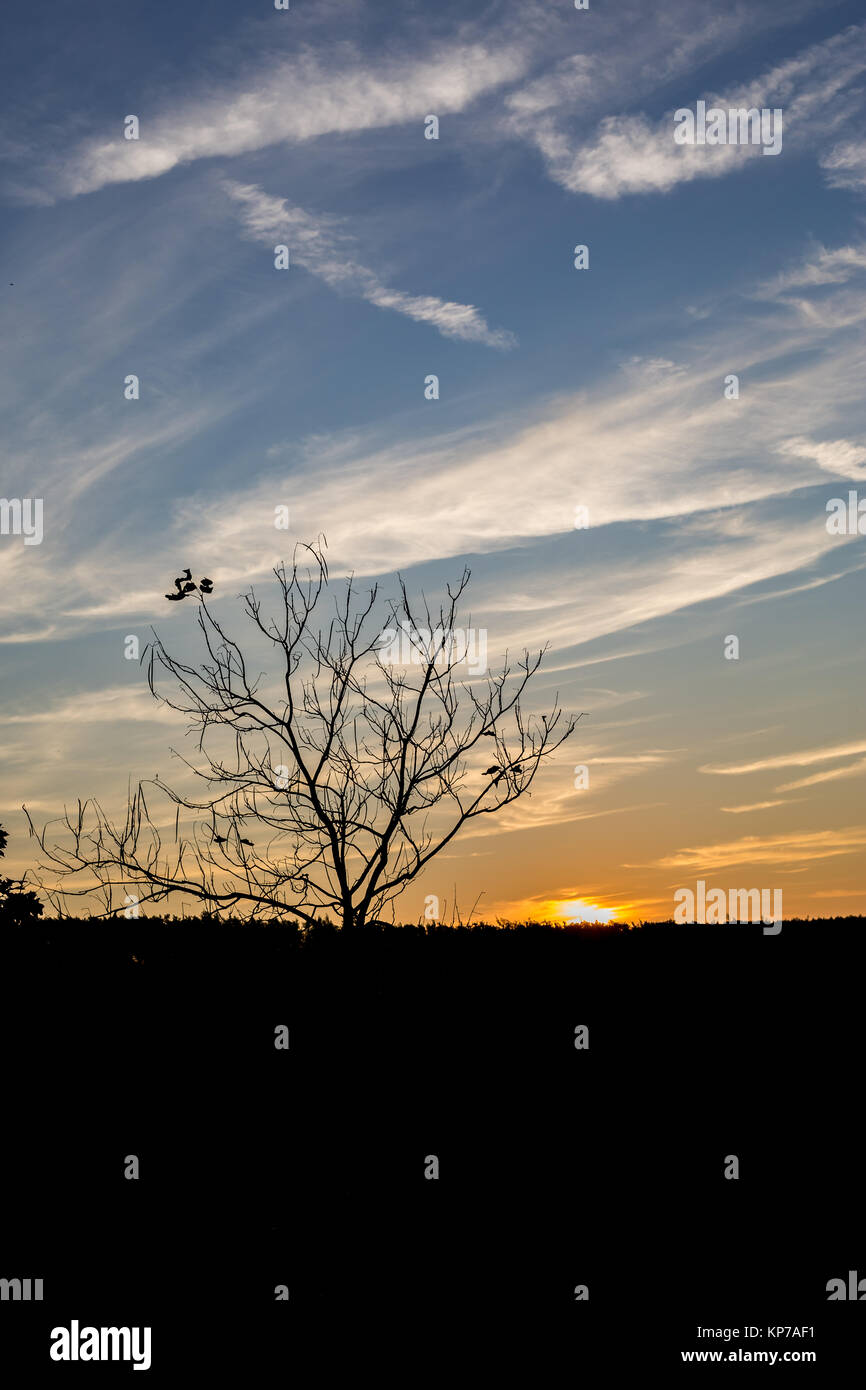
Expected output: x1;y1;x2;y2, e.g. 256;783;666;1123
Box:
341;901;369;929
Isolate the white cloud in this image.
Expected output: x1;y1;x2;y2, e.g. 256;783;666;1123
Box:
776;435;866;480
12;1;834;213
522;24;866;199
757;243;866;296
6;279;866;650
535;112;749;199
820;139;866;191
6;212;866;670
223;180;516;348
167;315;866;597
40;43;528;202
504;54;596;118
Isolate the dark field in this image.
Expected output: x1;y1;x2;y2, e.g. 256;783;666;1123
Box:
1;915;862;1375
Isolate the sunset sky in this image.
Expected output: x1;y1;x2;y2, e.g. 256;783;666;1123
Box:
2;0;866;921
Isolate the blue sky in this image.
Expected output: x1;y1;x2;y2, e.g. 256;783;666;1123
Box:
2;0;866;919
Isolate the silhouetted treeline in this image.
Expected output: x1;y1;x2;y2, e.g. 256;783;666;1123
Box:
3;915;864;967
4;914;863;933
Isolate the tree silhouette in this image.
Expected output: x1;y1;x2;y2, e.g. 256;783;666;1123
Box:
26;541;577;926
0;824;44;926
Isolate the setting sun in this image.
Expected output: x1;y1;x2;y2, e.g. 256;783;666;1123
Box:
550;900;618;925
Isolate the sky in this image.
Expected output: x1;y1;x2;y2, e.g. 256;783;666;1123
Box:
2;0;866;922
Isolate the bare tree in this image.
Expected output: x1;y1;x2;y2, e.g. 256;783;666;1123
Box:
26;540;578;927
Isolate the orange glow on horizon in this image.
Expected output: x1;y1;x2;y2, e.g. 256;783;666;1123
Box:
547;899;620;925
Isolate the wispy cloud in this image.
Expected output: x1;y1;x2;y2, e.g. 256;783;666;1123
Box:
700;739;866;776
519;25;866;199
0;687;182;727
758;242;866;296
30;42;528;203
7;244;866;650
777;757;866;791
223;180;516;348
820;138;866;191
658;827;866;870
720;799;792;812
776;435;866;480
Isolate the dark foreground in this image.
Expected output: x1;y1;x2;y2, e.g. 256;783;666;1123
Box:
1;918;863;1377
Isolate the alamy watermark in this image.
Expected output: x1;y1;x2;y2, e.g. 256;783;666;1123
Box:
378;621;488;676
827;1269;866;1300
674;101;782;156
826;490;866;535
1;1276;43;1300
49;1320;151;1371
674;880;782;934
0;497;43;545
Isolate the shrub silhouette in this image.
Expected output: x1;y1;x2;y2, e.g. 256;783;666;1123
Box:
0;824;43;927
